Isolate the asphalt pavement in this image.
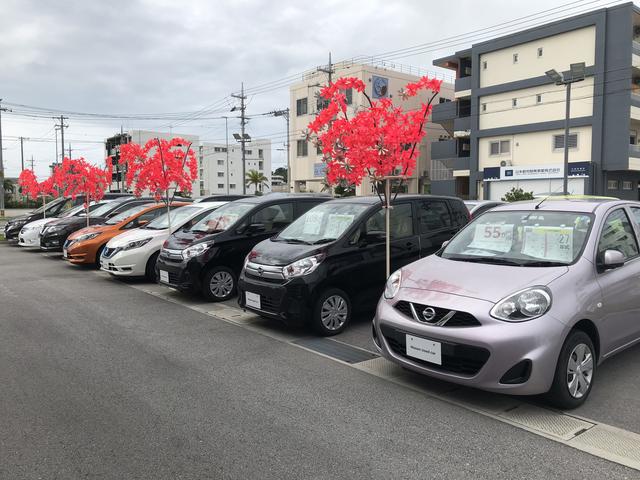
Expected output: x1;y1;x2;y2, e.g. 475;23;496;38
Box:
0;243;637;479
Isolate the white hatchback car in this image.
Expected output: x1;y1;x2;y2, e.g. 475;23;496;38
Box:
100;201;227;280
18;203;103;247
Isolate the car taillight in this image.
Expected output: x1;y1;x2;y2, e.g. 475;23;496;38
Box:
162;240;169;248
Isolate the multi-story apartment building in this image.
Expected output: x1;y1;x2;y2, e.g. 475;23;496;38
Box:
430;2;640;200
197;139;271;196
106;130;271;196
289;62;453;195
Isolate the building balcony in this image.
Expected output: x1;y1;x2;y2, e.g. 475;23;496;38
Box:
454;115;471;133
432;100;471;135
454;76;472;93
431;139;471;160
634;40;640;57
432;101;458;123
630;143;640;158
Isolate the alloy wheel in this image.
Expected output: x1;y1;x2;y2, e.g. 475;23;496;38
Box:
209;271;234;298
566;343;594;399
320;294;348;331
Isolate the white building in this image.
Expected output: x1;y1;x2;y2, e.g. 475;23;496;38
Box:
289;62;454;195
197;139;271;196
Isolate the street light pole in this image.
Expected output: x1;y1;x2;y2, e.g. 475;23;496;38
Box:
0;99;12;218
545;62;585;195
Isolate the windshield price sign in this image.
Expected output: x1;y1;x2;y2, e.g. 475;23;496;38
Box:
325;214;355;239
469;224;514;252
522;226;573;262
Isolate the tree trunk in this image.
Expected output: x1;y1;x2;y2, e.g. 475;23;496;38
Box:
384;178;391;278
42;195;46;219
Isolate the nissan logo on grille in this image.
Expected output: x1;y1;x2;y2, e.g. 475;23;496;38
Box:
257;266;264;276
421;307;437;323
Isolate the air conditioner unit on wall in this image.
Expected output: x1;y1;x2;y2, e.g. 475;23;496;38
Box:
500;160;512;167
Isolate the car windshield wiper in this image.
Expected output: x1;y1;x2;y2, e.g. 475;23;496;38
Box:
311;238;336;245
276;238;312;244
519;260;569;267
446;255;525;266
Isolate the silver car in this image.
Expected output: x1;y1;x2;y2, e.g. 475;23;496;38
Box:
373;197;640;408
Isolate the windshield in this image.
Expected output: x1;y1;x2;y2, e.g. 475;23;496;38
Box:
441;210;593;266
105;204;150;225
276;203;368;244
88;200;120;217
144;206;201;230
61;205;86;217
32;197;64;214
190;202;254;233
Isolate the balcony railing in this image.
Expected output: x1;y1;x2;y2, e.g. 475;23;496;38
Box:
630;144;640;157
454;76;472;92
633;40;640;57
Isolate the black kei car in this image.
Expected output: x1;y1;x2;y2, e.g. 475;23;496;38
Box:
156;193;330;301
237;195;470;335
39;196;157;251
4;193;129;241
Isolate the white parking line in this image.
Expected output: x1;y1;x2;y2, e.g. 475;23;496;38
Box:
123;278;640;472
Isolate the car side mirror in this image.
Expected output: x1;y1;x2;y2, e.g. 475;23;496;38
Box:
442;240;450;248
138;220;149;226
600;249;625;270
246;223;266;235
361;231;385;245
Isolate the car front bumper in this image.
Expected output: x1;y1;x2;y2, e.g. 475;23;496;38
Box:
373;288;569;396
100;248;149;277
237;272;314;324
40;232;67;251
18;230;41;247
155;251;197;291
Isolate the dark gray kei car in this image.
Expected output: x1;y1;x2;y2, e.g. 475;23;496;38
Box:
156;193;330;301
237;195;469;335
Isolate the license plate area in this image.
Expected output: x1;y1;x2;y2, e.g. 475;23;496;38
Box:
406;334;442;365
245;291;261;309
159;270;169;283
63;249;68;258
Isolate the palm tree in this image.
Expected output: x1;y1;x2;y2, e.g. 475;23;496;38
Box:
245;169;269;195
3;178;15;194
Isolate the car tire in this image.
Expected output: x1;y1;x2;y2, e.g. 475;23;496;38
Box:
95;244;106;269
546;330;596;410
145;251;160;282
311;288;352;336
202;266;237;302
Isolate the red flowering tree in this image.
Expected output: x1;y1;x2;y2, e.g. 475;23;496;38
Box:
55;157;112;226
308;76;442;276
18;169;59;217
119;137;197;228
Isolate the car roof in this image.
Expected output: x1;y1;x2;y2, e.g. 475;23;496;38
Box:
234;193;331;204
325;194;463;205
187;201;228;208
491;196;629;214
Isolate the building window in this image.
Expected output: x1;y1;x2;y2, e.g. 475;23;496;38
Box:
439;97;451;104
345;88;353;105
513;53;519;63
482;61;487;70
199;181;204;188
258;161;263;170
296;97;308;116
537;47;543;57
512;98;517;107
229;183;236;189
297;139;308;157
217;160;224;165
217;183;224;189
481;103;487;112
553;133;578;149
244;149;252;155
316;144;322;155
199;168;203;177
258;149;263;158
608;180;619;190
623;181;633;190
489;140;510;156
536;94;542;104
217;172;224;177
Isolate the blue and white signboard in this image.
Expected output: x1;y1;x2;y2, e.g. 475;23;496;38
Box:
313;163;326;178
484;162;590;181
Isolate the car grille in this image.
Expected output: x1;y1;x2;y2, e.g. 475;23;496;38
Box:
160;248;184;263
245;262;285;284
63;239;73;249
381;325;489;376
394;300;480;327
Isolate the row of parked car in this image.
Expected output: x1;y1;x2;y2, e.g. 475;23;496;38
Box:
8;191;640;409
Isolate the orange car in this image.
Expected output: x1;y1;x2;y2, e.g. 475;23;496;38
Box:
63;202;188;265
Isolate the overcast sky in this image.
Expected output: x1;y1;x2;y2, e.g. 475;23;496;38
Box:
0;0;613;178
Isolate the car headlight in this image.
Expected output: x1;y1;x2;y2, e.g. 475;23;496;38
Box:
182;242;213;259
490;286;552;322
74;232;100;242
44;225;64;233
384;269;402;299
12;220;27;228
282;254;324;279
121;238;152;251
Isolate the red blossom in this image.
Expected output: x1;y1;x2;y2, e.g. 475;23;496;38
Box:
308;75;442;190
18;169;59;200
54;157;112;207
119;137;198;203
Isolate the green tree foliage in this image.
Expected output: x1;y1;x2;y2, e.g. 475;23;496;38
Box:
502;187;535;202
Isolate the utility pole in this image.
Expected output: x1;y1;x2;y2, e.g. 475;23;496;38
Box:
19;136;27;171
29;156;34;170
270;109;290;190
68;143;72;159
231;83;248;194
224;116;230;194
317;52;334;85
0;99;12;218
54;115;68;163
